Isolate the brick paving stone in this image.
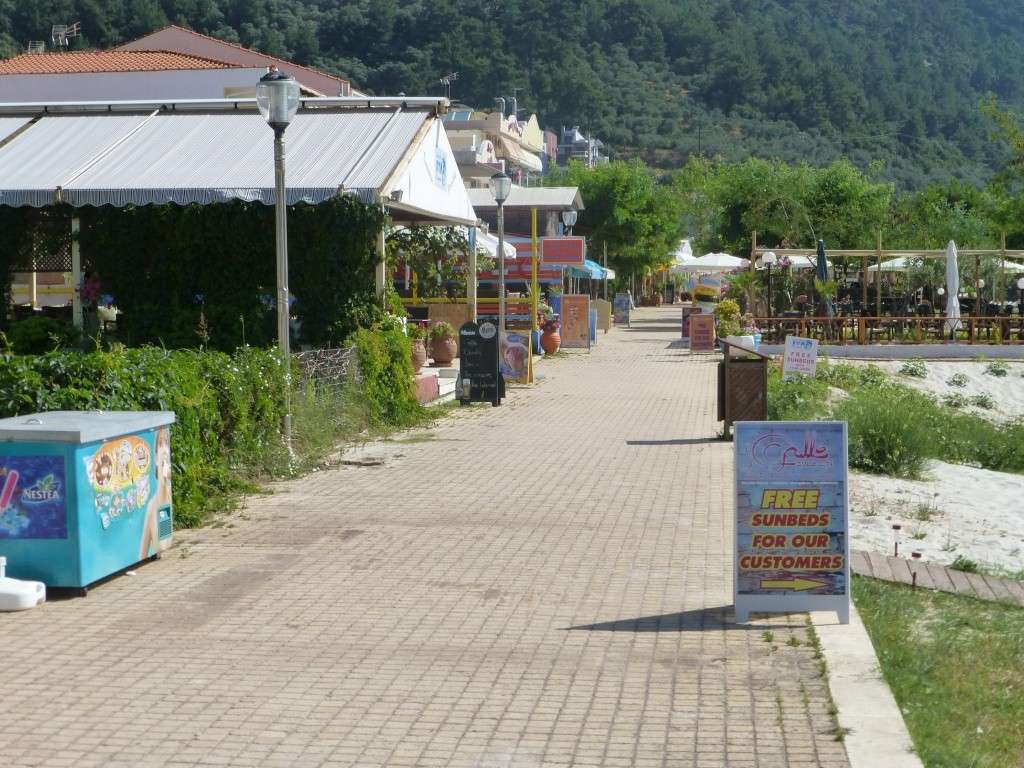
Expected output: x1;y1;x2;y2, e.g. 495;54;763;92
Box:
0;306;848;768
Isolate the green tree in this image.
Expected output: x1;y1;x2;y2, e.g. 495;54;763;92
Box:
545;160;683;281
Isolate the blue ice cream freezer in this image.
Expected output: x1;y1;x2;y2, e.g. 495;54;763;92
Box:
0;411;175;590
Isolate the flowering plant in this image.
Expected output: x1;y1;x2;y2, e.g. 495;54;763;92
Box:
79;274;102;304
541;316;561;333
778;255;792;269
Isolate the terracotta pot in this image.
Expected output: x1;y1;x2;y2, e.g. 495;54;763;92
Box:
410;338;428;373
430;336;457;365
540;329;561;355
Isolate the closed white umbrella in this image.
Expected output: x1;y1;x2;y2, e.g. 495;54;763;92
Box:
945;240;961;335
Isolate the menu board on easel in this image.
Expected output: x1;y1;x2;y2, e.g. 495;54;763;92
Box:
689;313;716;351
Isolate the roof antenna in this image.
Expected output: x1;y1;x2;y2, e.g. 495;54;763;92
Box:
51;22;81;48
439;72;458;100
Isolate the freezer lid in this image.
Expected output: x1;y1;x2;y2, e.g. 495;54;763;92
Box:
0;411;176;444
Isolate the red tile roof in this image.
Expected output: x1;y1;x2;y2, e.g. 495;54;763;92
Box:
0;50;241;75
117;26;357;96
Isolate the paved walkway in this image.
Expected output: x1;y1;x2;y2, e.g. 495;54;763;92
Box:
0;306;850;768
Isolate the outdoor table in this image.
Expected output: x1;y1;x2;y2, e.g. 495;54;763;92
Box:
0;410;175;591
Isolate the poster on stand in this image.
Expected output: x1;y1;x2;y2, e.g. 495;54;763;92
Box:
561;295;591;348
680;306;698;339
689;314;716;351
593;299;612;332
782;336;819;380
613;293;631;327
734;421;850;624
499;331;531;384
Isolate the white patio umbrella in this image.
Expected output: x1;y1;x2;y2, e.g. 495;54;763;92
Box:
679;252;750;272
865;256;911;272
765;254;828;270
673;239;695;263
945;240;961;335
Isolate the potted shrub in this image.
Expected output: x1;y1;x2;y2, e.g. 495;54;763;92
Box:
407;322;428;373
714;298;752;349
428;321;457;365
540;316;561;355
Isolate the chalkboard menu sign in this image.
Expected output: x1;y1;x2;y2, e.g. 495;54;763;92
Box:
457;321;503;406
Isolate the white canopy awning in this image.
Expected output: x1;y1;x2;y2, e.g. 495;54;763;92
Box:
791;255;827;270
865;257;911;273
0;99;477;226
476;228;516;260
677;252;750;272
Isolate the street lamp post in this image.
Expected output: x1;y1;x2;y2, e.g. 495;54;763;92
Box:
257;68;300;447
762;251;778;318
490;171;512;332
561;208;577;236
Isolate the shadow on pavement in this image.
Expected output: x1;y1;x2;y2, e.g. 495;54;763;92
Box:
626;437;721;446
564;606;806;632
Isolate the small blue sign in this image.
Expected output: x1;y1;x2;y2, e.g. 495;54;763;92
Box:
0;455;67;539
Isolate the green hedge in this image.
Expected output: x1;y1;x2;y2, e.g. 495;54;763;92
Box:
0;346;286;527
0;326;424;527
348;324;423;427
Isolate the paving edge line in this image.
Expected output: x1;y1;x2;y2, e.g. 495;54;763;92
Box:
811;605;923;768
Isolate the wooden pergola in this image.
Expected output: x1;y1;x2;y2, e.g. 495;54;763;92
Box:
751;231;1024;318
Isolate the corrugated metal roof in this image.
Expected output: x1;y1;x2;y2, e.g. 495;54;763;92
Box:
0;108;430;207
68;108;427;206
468;186;583;210
0;50;239;75
0;116;32;142
0;113;153;206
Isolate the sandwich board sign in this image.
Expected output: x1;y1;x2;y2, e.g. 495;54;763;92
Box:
734;421;850;624
782;336;818;380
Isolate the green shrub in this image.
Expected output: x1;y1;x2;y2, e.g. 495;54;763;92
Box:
428;321;455;341
950;555;980;573
0;346;286;527
5;316;82;354
767;367;830;421
348;324;423;427
818;362;888;390
899;359;927;378
836;388;932;478
946;373;969;388
943;392;969;409
714;299;742;337
970;393;995;410
985;360;1009;377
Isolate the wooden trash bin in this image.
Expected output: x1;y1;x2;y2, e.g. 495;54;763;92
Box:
717;339;772;438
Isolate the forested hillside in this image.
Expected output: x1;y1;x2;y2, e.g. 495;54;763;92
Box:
1;0;1021;188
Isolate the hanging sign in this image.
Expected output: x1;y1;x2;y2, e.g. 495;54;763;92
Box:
540;236;586;266
782;336;819;379
734;421;850;624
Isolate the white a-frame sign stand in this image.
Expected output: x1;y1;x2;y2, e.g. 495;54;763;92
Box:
734;421;850;624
